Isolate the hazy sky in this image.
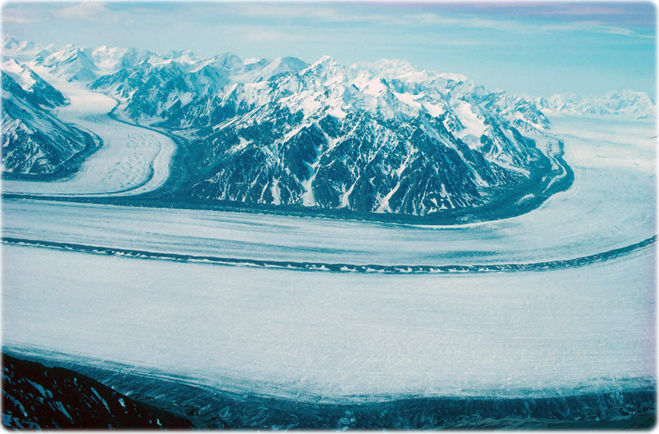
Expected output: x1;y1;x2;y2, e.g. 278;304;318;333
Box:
2;2;656;98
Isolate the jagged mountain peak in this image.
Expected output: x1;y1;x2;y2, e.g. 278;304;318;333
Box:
55;44;93;61
305;55;341;72
313;54;335;65
194;52;245;74
92;46;136;70
2;58;36;90
300;55;347;86
239;56;308;83
151;49;199;66
2;57;23;70
35;45;99;82
270;56;308;70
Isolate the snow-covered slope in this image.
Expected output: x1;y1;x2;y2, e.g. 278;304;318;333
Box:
33;45;99;82
1;58;67;108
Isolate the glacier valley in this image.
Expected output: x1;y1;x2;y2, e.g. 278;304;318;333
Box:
1;36;656;429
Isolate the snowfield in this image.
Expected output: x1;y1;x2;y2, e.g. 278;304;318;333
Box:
2;71;176;197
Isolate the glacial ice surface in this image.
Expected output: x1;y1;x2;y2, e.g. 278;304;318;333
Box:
2;243;655;401
2;71;175;197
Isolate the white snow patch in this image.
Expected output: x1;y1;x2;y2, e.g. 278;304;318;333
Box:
393;91;422;109
454;100;486;138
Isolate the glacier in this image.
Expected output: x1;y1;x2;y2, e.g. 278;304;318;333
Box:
2;116;654;267
2;241;654;401
2;70;176;196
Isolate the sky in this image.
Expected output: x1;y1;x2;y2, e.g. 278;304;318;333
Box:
2;1;656;98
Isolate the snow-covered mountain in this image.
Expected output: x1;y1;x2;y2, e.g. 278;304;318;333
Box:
1;35;53;61
2;38;566;216
90;45;155;75
534;90;656;120
1;58;67;108
90;53;559;216
2;36;37;56
90;53;310;121
1;60;97;175
33;44;99;82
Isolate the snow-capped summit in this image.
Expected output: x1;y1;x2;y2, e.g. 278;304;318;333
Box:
301;55;346;83
91;46;154;75
191;52;245;77
1;58;36;90
241;56;308;82
148;49;200;70
34;45;99;82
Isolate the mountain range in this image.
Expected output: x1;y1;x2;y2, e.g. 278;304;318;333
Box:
1;36;654;218
89;49;556;216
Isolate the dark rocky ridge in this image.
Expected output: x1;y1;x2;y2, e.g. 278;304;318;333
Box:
1;354;193;429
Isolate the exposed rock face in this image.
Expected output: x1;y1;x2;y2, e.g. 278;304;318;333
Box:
1;354;193;429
